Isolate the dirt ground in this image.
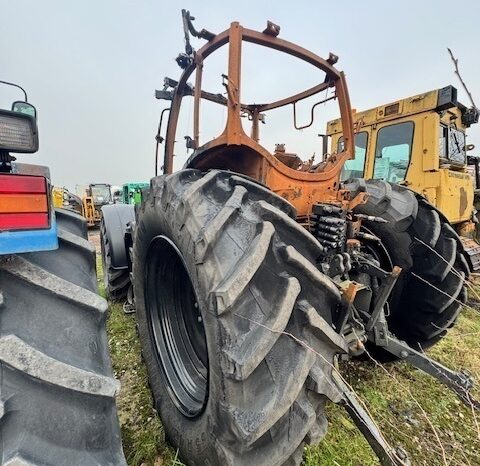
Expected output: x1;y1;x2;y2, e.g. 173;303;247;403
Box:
88;228;101;254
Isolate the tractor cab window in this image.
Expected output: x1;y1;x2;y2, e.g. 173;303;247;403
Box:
373;121;414;183
439;125;466;165
439;125;448;159
91;185;111;204
447;127;466;164
338;132;368;181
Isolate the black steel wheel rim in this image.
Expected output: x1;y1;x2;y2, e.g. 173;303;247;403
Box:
145;235;208;417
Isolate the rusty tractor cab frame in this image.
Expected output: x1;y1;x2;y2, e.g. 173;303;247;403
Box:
161;14;362;219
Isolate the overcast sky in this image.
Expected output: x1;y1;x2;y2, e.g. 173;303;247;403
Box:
2;0;479;192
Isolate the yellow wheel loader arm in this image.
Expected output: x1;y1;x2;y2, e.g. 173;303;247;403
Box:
82;196;96;227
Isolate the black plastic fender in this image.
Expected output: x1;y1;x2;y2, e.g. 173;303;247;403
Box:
101;204;135;268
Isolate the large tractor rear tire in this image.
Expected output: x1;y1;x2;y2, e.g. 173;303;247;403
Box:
133;169;347;466
0;208;126;465
352;180;468;349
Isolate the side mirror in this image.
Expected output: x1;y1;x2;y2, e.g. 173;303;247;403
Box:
12;101;37;119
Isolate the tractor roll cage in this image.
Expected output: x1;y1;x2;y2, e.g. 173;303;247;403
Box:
162;14;356;217
164;19;355;172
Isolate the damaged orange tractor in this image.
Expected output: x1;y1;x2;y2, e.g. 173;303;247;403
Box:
101;11;478;466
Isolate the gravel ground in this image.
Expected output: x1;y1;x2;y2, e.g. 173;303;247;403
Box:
88;228;101;255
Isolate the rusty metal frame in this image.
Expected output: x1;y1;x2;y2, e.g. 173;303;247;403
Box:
163;20;356;216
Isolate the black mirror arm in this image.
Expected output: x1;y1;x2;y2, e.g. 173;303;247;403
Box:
155;107;171;176
0;80;28;102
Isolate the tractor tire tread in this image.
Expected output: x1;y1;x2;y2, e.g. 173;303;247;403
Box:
100;218;130;300
0;210;125;466
351;179;467;348
134;169;345;466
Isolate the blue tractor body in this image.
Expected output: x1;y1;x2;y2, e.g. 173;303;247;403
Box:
0;94;60;255
0;216;58;254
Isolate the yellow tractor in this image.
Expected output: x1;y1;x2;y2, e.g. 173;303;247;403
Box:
52;186;83;215
80;183;113;227
327;85;480;269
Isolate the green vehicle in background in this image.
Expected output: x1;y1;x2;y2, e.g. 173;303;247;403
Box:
122;182;149;205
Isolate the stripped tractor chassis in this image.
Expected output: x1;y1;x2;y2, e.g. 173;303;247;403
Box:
152;12;478;465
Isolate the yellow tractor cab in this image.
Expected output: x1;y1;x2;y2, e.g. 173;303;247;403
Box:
327;86;479;237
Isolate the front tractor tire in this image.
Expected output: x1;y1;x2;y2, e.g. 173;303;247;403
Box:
351;179;468;350
133;170;347;466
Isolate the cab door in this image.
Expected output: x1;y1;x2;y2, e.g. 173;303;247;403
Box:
368;121;415;184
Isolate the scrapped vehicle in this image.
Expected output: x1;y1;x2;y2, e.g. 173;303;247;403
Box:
101;11;478;466
122;182;149;205
81;182;112;226
52;186;83;214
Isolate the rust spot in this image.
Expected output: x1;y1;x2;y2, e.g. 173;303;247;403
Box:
460;187;467;216
292;187;302;199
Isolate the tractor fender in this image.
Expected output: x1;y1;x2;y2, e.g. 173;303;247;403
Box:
101;204;135;268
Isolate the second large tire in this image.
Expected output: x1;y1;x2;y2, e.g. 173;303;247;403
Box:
133;169;348;466
100;217;130;300
350;179;468;349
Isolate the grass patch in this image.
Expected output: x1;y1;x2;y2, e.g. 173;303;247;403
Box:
308;306;480;466
107;301;171;465
98;250;480;465
97;255;179;466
